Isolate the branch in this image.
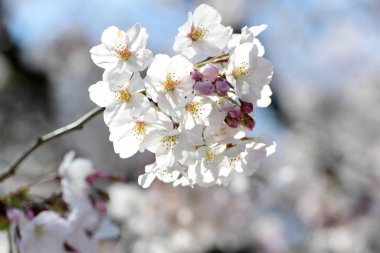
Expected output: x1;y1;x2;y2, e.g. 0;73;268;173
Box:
194;54;229;69
0;107;105;182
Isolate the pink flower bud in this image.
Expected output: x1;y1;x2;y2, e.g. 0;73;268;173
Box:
7;208;22;223
24;208;34;220
228;106;243;120
200;64;218;82
217;98;235;112
215;78;229;95
193;81;214;95
241;101;253;114
244;116;256;131
94;199;107;213
191;70;203;81
224;116;239;128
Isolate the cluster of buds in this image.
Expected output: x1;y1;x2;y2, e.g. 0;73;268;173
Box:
89;4;276;188
1;152;120;253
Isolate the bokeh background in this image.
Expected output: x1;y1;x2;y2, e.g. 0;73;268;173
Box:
1;0;380;252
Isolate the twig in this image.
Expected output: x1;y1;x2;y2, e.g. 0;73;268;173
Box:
194;53;229;69
0;107;104;182
7;228;13;253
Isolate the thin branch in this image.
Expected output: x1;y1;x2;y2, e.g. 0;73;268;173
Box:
0;107;104;182
194;54;229;69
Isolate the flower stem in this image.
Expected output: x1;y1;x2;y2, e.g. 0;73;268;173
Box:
0;107;104;182
194;54;229;69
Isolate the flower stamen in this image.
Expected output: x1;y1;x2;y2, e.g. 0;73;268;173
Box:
188;25;208;42
164;73;179;91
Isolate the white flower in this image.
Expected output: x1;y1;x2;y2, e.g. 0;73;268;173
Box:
145;54;194;117
227;25;267;56
19;211;71;253
109;109;172;159
59;151;94;211
90;24;153;72
66;210;99;253
226;42;273;107
176;95;212;129
218;135;276;185
140;125;204;169
187;145;226;187
203;124;245;146
89;69;150;126
173;4;231;59
138;162;184;188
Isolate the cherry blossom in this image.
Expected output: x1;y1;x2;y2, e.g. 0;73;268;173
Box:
173;4;231;59
90;24;153;72
89;69;150;126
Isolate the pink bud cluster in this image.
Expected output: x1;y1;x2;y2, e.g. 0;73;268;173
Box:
192;64;256;131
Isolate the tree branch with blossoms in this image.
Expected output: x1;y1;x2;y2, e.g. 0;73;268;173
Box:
0;106;104;182
1;4;278;253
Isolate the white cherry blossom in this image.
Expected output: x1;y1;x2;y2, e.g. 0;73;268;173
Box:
19;211;71;253
218;135;276;185
89;69;150;126
145;54;194;117
187;145;226;187
109;109;172;159
138;162;183;188
227;25;267;56
90;24;153;72
226;42;273;107
173;4;231;59
140;125;204;169
59;151;93;211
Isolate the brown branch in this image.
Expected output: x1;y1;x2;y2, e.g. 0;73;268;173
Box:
194;53;229;69
0;107;105;182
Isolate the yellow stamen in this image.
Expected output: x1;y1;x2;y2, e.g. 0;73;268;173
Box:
185;102;204;118
232;62;250;79
160;136;178;150
188;25;208;42
116;87;131;103
163;73;179;91
134;121;147;139
34;225;45;237
205;150;215;164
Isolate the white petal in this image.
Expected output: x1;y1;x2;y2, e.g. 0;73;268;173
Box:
138;172;156;188
88;81;114;107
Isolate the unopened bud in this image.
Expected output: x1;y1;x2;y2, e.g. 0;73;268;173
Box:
94;199;107;213
191;70;203;81
7;208;22;223
241;101;253;114
217;97;235;112
87;170;108;184
228;106;243;120
224;116;239;128
200;64;218;82
215;78;229;95
193;81;214;95
244;116;256;131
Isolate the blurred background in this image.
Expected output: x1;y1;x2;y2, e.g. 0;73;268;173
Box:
1;0;380;252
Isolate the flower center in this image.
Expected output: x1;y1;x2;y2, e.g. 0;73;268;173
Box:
164;73;179;91
232;62;250;79
115;44;131;60
116;87;131;103
160;136;178;150
205;150;215;164
229;155;241;168
188;25;208;42
134;121;147;139
185;102;203;118
34;225;45;237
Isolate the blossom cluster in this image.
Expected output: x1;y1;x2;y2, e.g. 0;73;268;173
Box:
1;152;120;253
89;4;276;188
